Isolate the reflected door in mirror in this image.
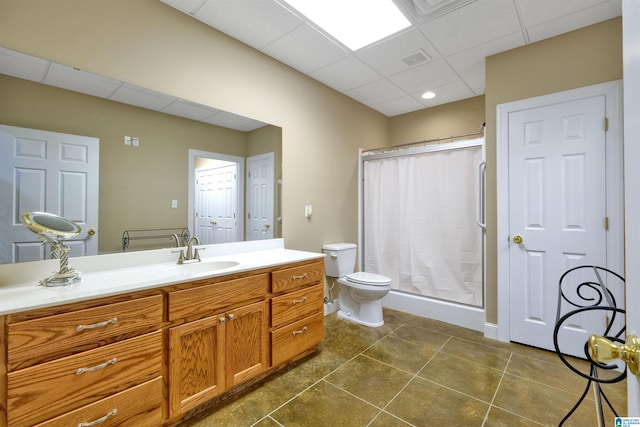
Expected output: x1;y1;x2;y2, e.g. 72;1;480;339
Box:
0;125;99;263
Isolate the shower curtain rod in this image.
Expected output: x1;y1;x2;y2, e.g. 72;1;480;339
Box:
362;127;485;156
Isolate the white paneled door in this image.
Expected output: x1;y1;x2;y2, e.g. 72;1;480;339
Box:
246;153;274;241
196;164;238;244
508;95;611;355
0;125;99;263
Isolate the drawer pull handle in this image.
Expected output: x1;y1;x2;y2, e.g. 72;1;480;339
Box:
77;409;117;427
292;296;307;305
292;273;308;280
292;326;308;336
76;357;118;375
76;317;118;332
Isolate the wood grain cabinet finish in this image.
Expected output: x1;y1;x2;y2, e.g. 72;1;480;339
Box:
270;260;325;368
32;378;163;427
271;261;324;293
169;315;226;416
271;283;324;329
7;295;163;371
167;274;270;420
7;331;162;427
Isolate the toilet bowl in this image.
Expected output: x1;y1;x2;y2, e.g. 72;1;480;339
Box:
323;243;391;327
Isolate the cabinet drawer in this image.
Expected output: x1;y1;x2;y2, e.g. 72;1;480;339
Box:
8;295;163;371
271;261;324;293
271;313;324;366
271;283;324;329
32;378;163;427
7;331;162;427
169;273;269;321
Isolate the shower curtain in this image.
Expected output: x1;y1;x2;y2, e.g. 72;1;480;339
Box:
362;141;483;307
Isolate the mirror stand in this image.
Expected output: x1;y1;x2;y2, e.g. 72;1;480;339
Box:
39;236;81;286
21;212;82;287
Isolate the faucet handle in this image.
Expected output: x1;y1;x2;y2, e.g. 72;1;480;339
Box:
171;248;185;264
194;247;205;261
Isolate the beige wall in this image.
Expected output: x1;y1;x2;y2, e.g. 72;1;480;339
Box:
0;0;388;254
389;96;485;145
484;17;622;324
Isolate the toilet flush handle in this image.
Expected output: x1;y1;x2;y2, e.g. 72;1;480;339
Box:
330;252;337;258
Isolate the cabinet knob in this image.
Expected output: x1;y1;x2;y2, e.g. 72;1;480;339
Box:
219;317;226;323
228;314;235;321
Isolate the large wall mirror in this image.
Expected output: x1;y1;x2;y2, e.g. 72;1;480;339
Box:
0;47;282;264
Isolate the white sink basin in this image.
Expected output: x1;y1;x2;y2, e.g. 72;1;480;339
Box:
167;260;241;276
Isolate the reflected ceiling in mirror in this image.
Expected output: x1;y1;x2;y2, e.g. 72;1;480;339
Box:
0;47;267;132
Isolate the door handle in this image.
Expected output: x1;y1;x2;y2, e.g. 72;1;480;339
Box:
589;334;640;375
87;228;96;236
513;235;523;244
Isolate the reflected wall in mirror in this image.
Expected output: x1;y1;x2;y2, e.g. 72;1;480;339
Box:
0;49;282;263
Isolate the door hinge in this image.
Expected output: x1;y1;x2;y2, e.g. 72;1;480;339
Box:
604;117;609;132
605;216;609;230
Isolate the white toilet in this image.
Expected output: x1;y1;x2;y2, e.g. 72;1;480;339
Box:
322;243;391;327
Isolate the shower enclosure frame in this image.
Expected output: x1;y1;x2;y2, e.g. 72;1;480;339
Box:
358;133;486;331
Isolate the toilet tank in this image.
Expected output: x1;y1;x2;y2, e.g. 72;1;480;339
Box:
322;243;357;278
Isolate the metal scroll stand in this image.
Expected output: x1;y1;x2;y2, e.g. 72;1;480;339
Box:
21;212;82;286
553;266;626;427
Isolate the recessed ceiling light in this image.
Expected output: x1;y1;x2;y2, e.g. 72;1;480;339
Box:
421;91;436;99
283;0;411;51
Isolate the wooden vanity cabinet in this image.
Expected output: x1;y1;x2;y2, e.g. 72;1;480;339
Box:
270;260;325;367
3;293;164;427
0;257;325;426
167;274;270;419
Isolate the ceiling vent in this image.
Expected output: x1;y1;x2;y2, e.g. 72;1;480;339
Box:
399;0;478;21
401;50;431;67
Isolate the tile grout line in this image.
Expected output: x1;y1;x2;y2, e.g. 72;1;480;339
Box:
257;319;408;426
481;351;513;427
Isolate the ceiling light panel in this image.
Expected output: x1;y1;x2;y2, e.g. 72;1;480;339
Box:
282;0;411;51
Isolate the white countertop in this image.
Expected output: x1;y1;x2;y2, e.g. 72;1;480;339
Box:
0;239;325;315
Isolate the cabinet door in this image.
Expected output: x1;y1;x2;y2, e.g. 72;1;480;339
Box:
168;315;226;418
225;301;269;387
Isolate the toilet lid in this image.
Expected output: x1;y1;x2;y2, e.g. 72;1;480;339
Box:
346;272;391;286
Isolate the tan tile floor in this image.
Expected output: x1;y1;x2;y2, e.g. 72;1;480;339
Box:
182;309;627;427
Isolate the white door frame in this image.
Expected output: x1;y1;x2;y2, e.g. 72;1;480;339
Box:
496;80;624;342
188;149;244;242
623;0;640;414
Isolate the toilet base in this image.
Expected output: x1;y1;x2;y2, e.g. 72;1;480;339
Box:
337;308;384;328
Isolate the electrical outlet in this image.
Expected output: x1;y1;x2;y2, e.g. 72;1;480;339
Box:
124;136;131;145
305;204;312;218
132;137;140;147
171;200;178;208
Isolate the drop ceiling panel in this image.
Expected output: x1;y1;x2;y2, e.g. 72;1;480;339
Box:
416;79;476;107
204;110;265;131
372;95;425;116
262;23;348;73
310;56;381;92
190;0;304;49
346;79;407;105
356;28;440;77
0;47;49;82
110;84;175;110
44;64;121;98
526;1;622;42
162;100;219;121
517;0;612;27
388;59;458;93
419;0;522;56
446;32;525;78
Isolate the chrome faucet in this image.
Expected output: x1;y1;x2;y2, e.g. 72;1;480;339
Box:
186;236;201;261
172;235;204;264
